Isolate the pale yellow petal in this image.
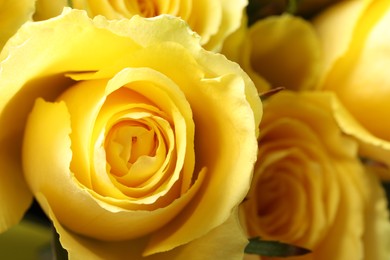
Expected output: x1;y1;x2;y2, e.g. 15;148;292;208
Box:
185;0;220;47
318;1;390;141
312;0;367;86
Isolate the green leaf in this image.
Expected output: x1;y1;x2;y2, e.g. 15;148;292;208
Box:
52;227;68;260
286;0;302;14
245;237;311;257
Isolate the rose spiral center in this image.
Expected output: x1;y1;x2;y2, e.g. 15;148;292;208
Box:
106;121;157;176
136;0;158;17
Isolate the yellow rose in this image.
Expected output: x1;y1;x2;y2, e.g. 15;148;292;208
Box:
0;0;35;50
66;0;247;52
222;14;322;93
313;0;390;168
0;9;262;259
0;1;37;234
242;91;390;260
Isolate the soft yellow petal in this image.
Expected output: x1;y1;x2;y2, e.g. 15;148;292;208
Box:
33;0;68;20
318;0;390;141
328;91;390;175
203;0;247;52
221;13;249;63
186;0;220;47
242;14;322;92
0;143;32;232
0;0;35;49
312;0;367;86
72;0;245;51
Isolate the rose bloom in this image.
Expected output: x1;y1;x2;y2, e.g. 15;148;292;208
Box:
242;91;390;260
313;0;390;168
35;0;247;52
0;9;262;259
0;0;35;50
222;14;322;93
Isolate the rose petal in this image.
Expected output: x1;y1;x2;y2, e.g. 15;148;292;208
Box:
328;92;390;176
0;0;35;49
362;167;390;259
204;0;247;52
0;145;32;233
145;74;258;255
33;0;68;20
43;195;247;260
318;1;390;141
312;0;367;86
240;14;322;92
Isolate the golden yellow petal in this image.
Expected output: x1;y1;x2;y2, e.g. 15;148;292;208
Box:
145;73;259;254
23;98;206;240
310;160;366;260
362;166;390;260
0;144;32;233
328;91;390;175
0;12;201;224
33;0;68;20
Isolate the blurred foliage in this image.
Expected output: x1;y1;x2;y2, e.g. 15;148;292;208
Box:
245;237;311;257
247;0;343;25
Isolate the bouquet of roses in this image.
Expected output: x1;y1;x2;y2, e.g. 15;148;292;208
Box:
0;0;389;259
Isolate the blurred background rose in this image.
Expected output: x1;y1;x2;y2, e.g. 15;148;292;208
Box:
242;91;390;259
313;0;390;169
223;13;322;93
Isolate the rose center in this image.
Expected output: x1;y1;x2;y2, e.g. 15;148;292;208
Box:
136;0;158;17
105;121;156;176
